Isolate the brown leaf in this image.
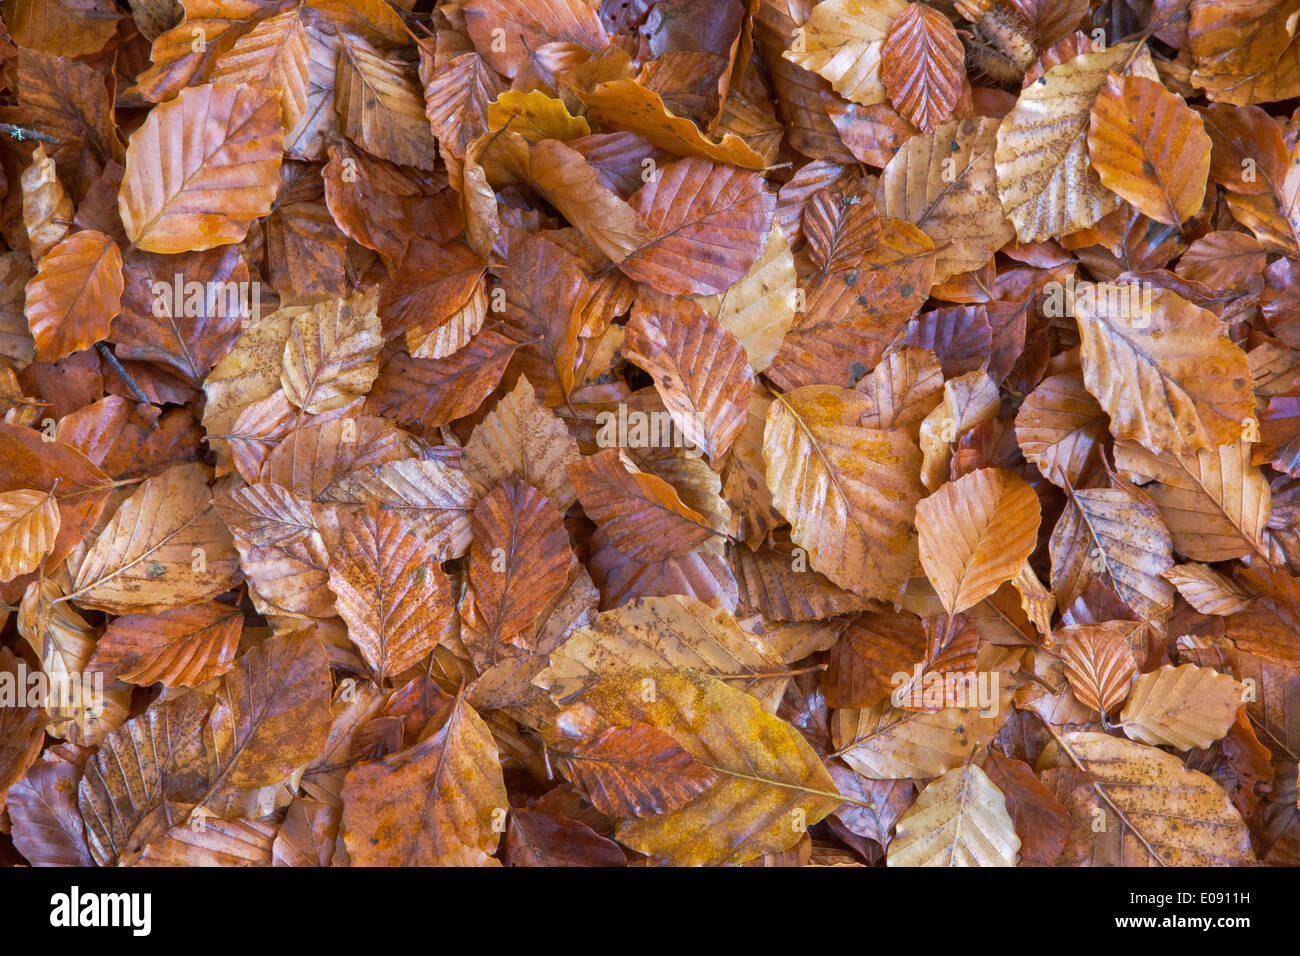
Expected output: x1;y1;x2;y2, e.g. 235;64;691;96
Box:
878;117;1015;282
1060;621;1140;715
281;289;383;415
1014;370;1108;488
916;467;1041;616
113;246;252;386
462;374;583;512
575;78;767;170
880;3;964;131
340;696;508;866
467;478;572;650
1058;731;1254;865
214;482;335;620
620;157;775;296
1119;663;1245;750
328;504;456;680
983;750;1069;866
90;601;243;688
1087;75;1211;226
119;83;284;253
560;722;718;818
1077;285;1254;456
365;332;519;431
783;0;907;107
1049;483;1175;621
550;668;841;866
764;385;924;600
67;462;240;614
463;0;609;78
7;760;95;866
995;44;1158;241
0;488;59;582
25;230;124;362
504;808;626;866
624;296;754;462
335;31;438;170
569;448;718;562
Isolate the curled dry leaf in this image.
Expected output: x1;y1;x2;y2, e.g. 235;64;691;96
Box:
1059;621;1140;716
575;79;768;170
1162;562;1254;615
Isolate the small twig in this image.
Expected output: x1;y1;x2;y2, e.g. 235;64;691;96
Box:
0;123;58;145
94;342;155;413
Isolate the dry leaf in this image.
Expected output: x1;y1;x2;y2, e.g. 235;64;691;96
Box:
119;83;284;252
329;504;456;680
1076;285;1254;456
764;385;924;600
0;0;1293;873
887;764;1020;866
916;467;1041;616
995;44;1158;241
1060;621;1140;716
24;230;123;362
1119;663;1246;750
1087;74;1212;225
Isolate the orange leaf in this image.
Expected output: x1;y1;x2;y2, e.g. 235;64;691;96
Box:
569;448;717;562
24;230;123;362
467;478;573;650
880;3;965;131
328;503;456;680
119;83;284;253
620;157;774;296
1087;75;1212;225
